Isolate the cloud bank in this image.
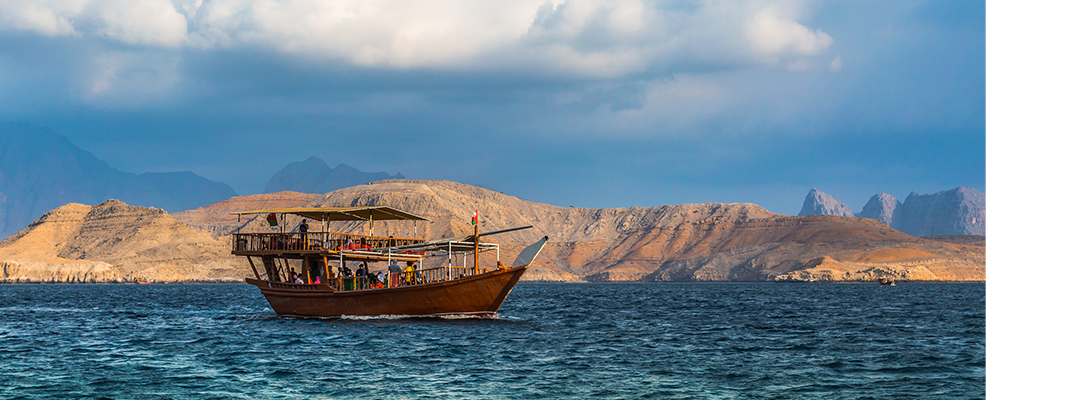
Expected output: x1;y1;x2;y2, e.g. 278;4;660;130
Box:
1;0;834;77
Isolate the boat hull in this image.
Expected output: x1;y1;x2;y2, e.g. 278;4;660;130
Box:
246;266;527;318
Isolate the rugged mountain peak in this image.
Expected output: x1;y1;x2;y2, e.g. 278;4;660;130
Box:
894;187;985;236
263;157;404;194
857;193;901;226
0;123;237;239
798;188;854;217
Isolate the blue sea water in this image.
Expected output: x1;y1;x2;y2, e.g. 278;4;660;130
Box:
0;283;984;399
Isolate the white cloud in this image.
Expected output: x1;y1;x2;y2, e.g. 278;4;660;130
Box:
0;0;188;47
745;5;833;60
0;0;88;36
1;0;835;77
90;0;188;46
829;55;842;72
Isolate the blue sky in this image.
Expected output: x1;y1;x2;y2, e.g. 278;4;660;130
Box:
0;0;984;214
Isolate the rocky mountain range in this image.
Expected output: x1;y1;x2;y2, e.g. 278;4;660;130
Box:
1;180;984;283
0;122;237;238
800;187;985;236
263;157;404;194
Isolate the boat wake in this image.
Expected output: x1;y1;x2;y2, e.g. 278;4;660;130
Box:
339;312;501;321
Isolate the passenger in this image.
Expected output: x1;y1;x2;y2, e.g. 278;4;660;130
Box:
403;261;416;285
294;274;304;284
388;261;402;287
357;263;369;288
298;219;309;249
352;263;364;288
412;262;422;284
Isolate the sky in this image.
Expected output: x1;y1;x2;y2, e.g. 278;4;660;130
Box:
0;0;985;215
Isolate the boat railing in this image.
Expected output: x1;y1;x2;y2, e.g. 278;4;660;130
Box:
328;232;426;251
233;232;425;253
325;265;482;292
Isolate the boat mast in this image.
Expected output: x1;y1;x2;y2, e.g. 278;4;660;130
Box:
473;214;479;274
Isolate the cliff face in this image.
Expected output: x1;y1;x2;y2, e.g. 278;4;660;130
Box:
798;189;854;217
893;187;985;236
0;200;245;283
0;122;237;238
263;157;404;194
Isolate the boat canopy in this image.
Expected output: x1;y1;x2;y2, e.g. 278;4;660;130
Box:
232;206;431;222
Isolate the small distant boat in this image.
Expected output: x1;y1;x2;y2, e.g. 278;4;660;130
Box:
135;277;152;284
879;277;895;286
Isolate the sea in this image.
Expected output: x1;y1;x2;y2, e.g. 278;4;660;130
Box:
0;282;984;399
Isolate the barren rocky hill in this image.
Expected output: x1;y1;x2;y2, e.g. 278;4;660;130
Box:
0;180;985;283
0;200;245;283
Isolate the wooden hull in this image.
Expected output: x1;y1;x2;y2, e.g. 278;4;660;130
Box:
246;266;527;318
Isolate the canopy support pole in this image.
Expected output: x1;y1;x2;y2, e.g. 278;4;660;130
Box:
283;257;293;282
304;256;311;284
246;256;261;280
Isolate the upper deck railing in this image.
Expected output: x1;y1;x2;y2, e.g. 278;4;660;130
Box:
232;232;426;253
262;265;486;292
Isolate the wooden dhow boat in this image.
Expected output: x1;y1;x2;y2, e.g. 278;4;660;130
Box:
231;206;546;318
